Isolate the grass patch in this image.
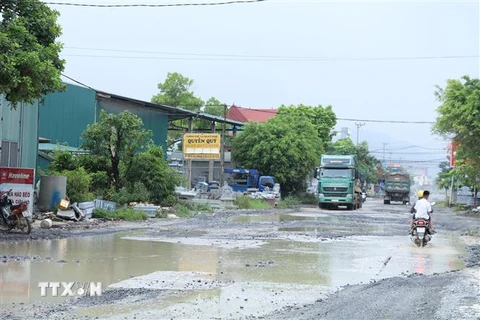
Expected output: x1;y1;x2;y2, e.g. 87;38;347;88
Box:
277;196;301;209
194;203;214;213
173;203;194;218
93;208;148;221
294;192;318;205
454;204;470;212
234;195;272;209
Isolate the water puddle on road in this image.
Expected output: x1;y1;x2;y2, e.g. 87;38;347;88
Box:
232;212;343;223
0;231;468;318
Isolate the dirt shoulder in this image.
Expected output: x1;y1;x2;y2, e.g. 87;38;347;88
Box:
261;269;480;320
0;208;293;243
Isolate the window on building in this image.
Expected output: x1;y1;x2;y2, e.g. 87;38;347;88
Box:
1;141;19;167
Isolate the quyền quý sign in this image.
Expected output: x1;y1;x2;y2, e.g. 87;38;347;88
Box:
183;133;221;160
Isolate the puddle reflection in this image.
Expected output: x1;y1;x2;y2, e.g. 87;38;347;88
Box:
0;231;467;307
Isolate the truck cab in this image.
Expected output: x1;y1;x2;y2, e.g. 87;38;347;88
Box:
315;155;362;210
224;168;276;193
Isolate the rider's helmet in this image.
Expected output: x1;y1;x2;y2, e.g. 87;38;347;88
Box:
417;190;424;199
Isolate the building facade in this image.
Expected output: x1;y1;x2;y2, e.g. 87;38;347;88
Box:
0;95;39;170
39;83;171;151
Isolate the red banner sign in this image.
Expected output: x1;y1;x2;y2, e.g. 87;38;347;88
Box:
0;168;35;185
0;167;35;213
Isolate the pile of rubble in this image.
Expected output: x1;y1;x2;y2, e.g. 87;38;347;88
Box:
34;198;99;228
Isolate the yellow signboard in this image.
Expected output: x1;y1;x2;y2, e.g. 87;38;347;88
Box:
183;133;221;160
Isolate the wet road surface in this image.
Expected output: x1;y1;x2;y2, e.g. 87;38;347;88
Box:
0;198;478;319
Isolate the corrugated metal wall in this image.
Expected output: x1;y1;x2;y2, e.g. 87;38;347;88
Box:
19;102;39;169
0;95;39;169
98;97;169;152
39;83;96;147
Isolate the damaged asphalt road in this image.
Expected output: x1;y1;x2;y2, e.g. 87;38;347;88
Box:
0;198;479;320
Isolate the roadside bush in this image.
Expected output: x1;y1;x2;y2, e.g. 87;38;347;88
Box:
93;207;148;221
125;146;182;206
234;195;272;209
162;194;178;207
195;203;214;213
59;167;94;203
234;195;253;209
49;150;79;172
277;196;301;208
89;171;110;196
173;203;194;218
156;208;168;218
294;192;317;205
109;182;150;205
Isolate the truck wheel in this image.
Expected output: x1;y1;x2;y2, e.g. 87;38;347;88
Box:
384;200;390;205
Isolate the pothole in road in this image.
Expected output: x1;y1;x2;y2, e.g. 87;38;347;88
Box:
0;229;467;319
232;212;345;223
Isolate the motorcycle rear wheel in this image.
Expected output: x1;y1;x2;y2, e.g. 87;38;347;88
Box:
16;215;31;234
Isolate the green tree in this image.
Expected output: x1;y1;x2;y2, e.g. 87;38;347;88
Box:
204;97;225;117
125;146;182;205
435;161;454;201
276;104;337;151
81;110;152;190
151;72;204;111
231;112;323;195
329;138;356;155
48;150;79;172
0;0;65;107
356;141;383;184
433;76;480;204
195;97;226;131
151;72;206;149
328;138;381;184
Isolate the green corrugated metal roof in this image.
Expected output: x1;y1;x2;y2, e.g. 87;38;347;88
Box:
38;143;88;153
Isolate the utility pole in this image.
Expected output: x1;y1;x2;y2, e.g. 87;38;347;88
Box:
355;122;365;146
382;142;389;163
186;118;194;189
220;104;227;187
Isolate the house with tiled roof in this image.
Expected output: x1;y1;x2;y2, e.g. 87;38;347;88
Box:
227;105;277;123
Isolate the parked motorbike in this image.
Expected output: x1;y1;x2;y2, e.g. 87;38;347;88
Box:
0;189;32;234
410;201;435;247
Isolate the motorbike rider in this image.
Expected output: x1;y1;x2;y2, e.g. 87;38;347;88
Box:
409;190;434;234
409;190;424;214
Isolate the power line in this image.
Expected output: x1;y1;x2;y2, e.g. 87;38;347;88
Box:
44;0;267;8
337;117;435;124
61;73;97;91
369;145;446;152
369;151;446;155
387;159;445;163
63;47;480;61
222;107;437;123
60;53;479;63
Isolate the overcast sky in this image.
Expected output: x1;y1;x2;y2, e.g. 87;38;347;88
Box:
49;0;479;176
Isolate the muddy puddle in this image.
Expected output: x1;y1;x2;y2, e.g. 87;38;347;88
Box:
232;212;343;223
0;231;468;318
